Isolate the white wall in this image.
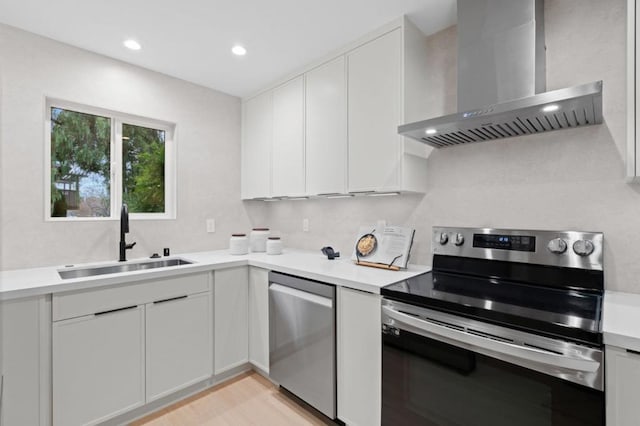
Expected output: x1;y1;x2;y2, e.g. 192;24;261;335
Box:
263;0;639;293
0;24;267;270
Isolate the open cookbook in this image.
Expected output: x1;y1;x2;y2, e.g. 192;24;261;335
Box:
351;225;415;269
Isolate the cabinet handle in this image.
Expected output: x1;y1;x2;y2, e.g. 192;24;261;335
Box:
94;305;138;316
627;349;640;356
153;295;188;304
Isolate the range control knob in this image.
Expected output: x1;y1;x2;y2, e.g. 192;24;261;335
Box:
573;240;595;256
547;238;567;254
453;233;465;246
438;232;449;245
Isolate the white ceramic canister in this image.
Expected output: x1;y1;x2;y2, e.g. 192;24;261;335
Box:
229;233;249;255
249;228;270;252
266;237;283;255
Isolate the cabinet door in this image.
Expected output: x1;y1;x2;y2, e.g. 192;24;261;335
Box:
214;267;249;374
248;267;270;373
53;306;145;426
146;292;213;402
337;287;381;426
242;90;273;199
306;57;347;195
606;345;640;425
1;297;50;426
272;76;305;196
348;29;402;192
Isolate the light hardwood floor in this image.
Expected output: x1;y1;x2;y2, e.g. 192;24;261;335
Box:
130;372;331;426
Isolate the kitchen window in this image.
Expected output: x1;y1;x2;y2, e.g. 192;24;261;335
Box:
45;99;176;220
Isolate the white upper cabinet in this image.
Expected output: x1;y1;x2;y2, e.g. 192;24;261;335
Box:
242;90;273;199
241;17;430;199
347;20;432;194
306;57;347;195
348;29;403;192
272;76;305;197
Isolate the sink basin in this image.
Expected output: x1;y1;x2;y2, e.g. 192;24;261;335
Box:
58;258;193;280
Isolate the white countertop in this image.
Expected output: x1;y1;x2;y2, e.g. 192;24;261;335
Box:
0;248;431;301
5;251;640;351
603;290;640;352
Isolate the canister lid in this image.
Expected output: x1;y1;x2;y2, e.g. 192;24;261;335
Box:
252;227;270;231
268;237;280;240
231;233;246;237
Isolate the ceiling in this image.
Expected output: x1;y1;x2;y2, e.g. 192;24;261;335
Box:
0;0;456;98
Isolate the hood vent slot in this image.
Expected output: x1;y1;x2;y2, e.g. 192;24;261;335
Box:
401;80;602;149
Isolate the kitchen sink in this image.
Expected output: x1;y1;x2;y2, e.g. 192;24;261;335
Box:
58;258;193;279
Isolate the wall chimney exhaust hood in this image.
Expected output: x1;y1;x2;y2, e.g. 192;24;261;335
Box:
398;0;603;148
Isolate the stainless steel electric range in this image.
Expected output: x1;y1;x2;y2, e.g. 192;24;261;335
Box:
381;227;605;426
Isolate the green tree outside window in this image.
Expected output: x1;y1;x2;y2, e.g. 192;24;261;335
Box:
50;106;167;217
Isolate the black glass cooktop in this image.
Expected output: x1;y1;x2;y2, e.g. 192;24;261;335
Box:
382;267;603;346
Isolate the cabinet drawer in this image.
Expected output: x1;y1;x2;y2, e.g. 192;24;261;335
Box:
53;272;211;321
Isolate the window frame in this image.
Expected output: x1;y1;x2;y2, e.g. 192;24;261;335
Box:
44;98;176;221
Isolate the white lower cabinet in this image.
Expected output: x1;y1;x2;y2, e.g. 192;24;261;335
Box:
214;267;249;374
606;345;640;425
248;267;270;373
146;292;213;402
53;306;145;426
337;287;381;426
51;272;212;426
1;296;51;426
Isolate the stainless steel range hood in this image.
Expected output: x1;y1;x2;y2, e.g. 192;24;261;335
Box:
399;0;603;148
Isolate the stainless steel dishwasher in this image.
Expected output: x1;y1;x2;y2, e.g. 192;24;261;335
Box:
269;271;336;420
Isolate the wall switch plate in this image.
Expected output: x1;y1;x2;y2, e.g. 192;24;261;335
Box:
303;218;309;232
206;218;215;233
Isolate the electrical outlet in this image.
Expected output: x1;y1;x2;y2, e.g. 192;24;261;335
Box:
303;218;309;232
376;219;386;231
206;218;216;233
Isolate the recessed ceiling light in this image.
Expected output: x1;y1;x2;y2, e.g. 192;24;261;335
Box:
123;39;141;51
425;128;437;135
232;45;247;56
542;104;560;112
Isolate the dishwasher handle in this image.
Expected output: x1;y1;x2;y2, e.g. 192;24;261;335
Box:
269;283;333;308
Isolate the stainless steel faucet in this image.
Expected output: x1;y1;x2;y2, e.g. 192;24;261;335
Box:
119;204;136;261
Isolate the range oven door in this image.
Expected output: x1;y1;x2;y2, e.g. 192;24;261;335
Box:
381;300;604;426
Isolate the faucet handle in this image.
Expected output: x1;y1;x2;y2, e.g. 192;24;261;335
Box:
126;242;137;250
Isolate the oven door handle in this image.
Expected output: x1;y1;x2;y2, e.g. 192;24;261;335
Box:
382;305;600;373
